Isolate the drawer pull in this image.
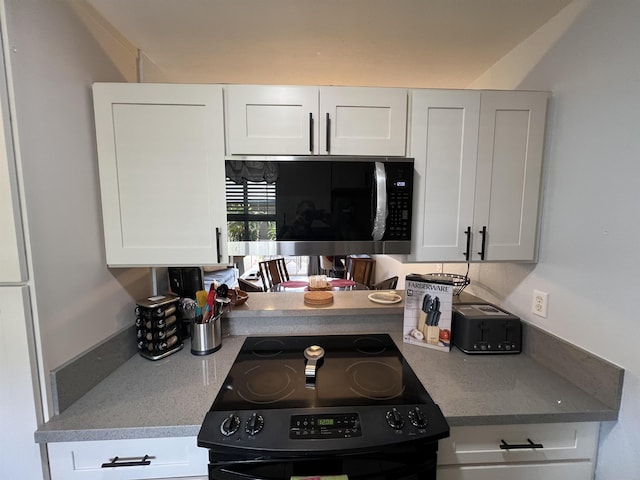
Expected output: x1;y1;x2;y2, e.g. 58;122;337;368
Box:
500;438;544;450
101;454;152;468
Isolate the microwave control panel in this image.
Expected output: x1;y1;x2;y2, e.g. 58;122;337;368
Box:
386;163;413;240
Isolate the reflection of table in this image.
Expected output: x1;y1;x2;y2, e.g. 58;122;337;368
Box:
268;277;369;292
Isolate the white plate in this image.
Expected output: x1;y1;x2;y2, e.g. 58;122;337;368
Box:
368;292;402;304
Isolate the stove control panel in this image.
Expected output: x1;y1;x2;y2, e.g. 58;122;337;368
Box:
290;413;362;439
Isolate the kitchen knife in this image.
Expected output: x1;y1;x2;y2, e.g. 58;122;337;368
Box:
432;296;441;326
426;295;441;344
418;294;432;333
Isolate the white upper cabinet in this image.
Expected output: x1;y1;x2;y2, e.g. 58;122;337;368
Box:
225;85;317;155
408;90;480;262
225;85;407;156
473;91;548;261
92;83;228;267
409;89;548;262
319;87;408;156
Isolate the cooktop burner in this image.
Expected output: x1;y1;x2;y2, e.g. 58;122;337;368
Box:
198;334;450;455
211;334;425;410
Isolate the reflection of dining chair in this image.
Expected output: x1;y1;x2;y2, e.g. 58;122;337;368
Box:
373;276;398;290
258;258;290;290
238;278;265;293
344;256;376;288
320;256;346;278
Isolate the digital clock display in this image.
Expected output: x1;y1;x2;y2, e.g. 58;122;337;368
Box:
290;413;361;439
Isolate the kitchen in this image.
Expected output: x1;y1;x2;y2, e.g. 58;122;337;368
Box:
1;0;638;479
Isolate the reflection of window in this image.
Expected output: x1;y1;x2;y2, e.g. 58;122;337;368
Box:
226;179;276;241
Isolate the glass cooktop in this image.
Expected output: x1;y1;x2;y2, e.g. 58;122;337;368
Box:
209;333;434;411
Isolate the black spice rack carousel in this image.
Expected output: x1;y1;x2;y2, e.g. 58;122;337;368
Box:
135;294;183;360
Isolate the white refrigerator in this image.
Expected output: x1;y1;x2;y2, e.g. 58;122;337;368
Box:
0;56;45;478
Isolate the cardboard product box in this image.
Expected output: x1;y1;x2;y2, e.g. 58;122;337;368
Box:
403;274;454;352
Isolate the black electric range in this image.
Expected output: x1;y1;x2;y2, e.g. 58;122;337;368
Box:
197;334;450;480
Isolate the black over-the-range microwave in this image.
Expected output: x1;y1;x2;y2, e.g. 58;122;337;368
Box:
225;156;414;256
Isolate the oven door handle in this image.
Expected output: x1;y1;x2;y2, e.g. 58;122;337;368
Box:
371;162;387;241
213;469;268;479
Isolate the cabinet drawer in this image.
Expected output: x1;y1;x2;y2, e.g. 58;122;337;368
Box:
437;461;594;480
438;422;599;465
47;437;207;479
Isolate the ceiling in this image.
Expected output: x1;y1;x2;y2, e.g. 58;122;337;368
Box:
82;0;574;88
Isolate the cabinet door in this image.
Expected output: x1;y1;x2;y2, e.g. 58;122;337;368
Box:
438;422;599;466
407;90;480;262
437;462;594;480
225;85;318;155
437;422;598;480
47;437;207;479
473;91;548;261
320;86;407;156
0;287;44;480
0;75;27;283
93;83;227;266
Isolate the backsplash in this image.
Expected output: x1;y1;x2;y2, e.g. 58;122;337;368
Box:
50;324;137;414
523;322;624;410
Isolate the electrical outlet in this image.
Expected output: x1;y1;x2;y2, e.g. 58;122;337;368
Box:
532;290;548;318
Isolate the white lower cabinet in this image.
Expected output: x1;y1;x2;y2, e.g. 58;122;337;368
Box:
438;462;594;480
437;422;599;480
47;437;207;479
46;422;598;479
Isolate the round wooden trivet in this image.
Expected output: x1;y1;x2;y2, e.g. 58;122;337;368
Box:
304;291;334;306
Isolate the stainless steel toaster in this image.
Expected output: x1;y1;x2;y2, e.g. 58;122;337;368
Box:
452;303;522;354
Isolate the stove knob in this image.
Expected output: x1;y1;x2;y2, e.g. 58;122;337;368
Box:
220;414;241;436
245;412;264;436
408;406;428;429
385;407;405;430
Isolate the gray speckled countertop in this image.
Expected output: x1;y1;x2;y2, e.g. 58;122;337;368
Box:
224;290;403;317
35;291;621;443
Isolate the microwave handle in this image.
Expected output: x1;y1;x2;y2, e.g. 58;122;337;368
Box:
372;162;387;241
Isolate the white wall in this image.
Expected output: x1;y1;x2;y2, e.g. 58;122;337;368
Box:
463;1;640;478
2;0;151;415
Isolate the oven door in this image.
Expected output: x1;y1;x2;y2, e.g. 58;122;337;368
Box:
208;441;438;480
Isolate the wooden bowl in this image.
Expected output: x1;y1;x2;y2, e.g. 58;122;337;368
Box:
231;289;249;306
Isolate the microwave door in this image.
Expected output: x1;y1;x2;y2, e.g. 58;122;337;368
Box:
371;161;387;241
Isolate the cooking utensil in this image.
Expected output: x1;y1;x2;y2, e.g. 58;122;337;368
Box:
196;290;208;308
304;345;325;385
204;284;217;322
216;283;229;298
